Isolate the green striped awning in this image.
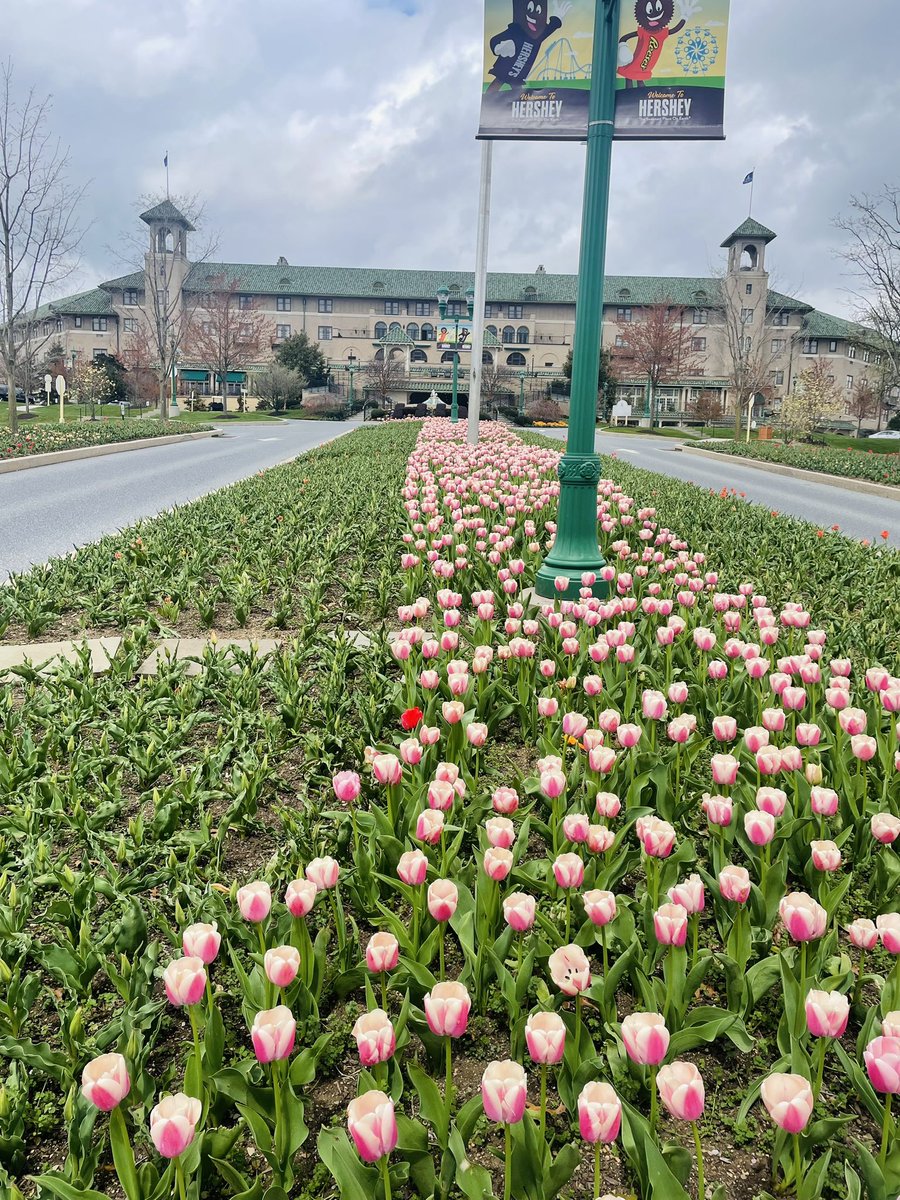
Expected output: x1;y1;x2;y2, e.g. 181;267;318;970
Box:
180;369;209;382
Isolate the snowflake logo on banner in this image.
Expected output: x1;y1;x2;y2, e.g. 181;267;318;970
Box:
675;26;719;76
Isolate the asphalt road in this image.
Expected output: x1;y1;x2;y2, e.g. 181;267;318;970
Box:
0;420;355;579
539;430;900;546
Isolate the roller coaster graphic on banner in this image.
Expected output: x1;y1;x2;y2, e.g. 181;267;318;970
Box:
532;38;591;82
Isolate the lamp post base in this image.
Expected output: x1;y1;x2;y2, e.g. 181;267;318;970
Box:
533;452;608;602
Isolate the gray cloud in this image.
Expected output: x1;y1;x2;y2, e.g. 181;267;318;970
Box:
4;0;896;319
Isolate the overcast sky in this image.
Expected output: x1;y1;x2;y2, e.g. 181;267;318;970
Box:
4;0;896;318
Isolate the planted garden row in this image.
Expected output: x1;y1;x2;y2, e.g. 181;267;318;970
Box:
1;420;899;1200
0;420;213;461
693;439;900;489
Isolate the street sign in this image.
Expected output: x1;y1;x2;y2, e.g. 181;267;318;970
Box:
44;373;53;397
55;374;66;396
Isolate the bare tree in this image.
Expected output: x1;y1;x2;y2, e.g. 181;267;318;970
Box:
113;192;217;419
253;362;306;413
0;63;86;434
687;387;724;425
719;280;787;437
183;275;268;412
847;379;876;437
612;299;702;428
480;359;516;409
780;359;842;440
363;354;405;405
835;188;900;397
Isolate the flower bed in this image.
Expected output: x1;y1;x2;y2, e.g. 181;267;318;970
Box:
694;439;900;488
1;419;899;1200
0;418;213;460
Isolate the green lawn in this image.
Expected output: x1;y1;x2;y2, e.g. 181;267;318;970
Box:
172;408;282;424
3;401;159;426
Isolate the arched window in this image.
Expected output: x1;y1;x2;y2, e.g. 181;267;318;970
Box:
374;321;387;338
389;321;402;332
420;323;434;341
411;348;427;363
507;352;526;367
618;287;631;299
406;322;419;341
482;350;493;365
502;325;515;344
448;283;460;296
740;245;758;270
523;286;536;299
375;348;385;361
441;351;456;363
486;325;498;338
516;326;529;344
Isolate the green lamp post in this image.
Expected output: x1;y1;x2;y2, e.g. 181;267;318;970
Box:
347;351;358;417
534;0;619;602
436;285;475;424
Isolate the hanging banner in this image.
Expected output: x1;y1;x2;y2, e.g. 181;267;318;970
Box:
614;0;729;139
477;0;595;140
476;0;729;141
436;324;472;352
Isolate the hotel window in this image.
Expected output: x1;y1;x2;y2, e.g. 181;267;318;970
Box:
745;283;753;295
238;323;253;338
318;298;333;313
508;304;524;319
875;353;882;364
318;326;332;340
692;308;708;324
507;351;526;366
56;318;62;332
410;349;427;363
486;325;498;338
238;295;253;310
374;321;387;338
848;344;857;359
691;336;707;351
846;375;854;390
614;335;627;348
617;306;632;323
420;323;434;341
415;301;431;317
772;311;790;326
802;338;818;354
770;369;784;386
446;301;465;317
484;303;496;318
74;316;82;328
772;338;785;354
124;318;138;333
384;300;401;315
406;323;419;341
92;317;108;331
201;321;213;334
124;289;139;306
863;349;871;363
740;336;752;352
741;307;754;323
276;296;291;311
516;326;529;344
828;339;838;353
276;324;291;338
502;325;515;344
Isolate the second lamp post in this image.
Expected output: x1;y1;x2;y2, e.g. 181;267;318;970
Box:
436;285;475;424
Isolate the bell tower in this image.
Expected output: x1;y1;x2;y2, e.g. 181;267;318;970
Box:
721;218;777;390
140;199;195;327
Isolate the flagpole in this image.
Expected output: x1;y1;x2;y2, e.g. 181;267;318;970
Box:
748;172;754;218
165;152;169;198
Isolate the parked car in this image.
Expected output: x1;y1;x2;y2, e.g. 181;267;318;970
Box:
869;430;900;440
0;385;26;403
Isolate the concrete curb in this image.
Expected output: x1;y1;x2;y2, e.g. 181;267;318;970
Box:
682;445;900;501
0;429;218;474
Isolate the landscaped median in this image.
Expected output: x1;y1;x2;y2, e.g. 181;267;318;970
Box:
3;420;900;1200
1;418;214;462
693;438;900;489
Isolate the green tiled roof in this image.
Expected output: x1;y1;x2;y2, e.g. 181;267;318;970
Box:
139;200;195;230
377;327;416;346
101;271;144;291
50;288;118;317
800;310;869;341
721;218;778;247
